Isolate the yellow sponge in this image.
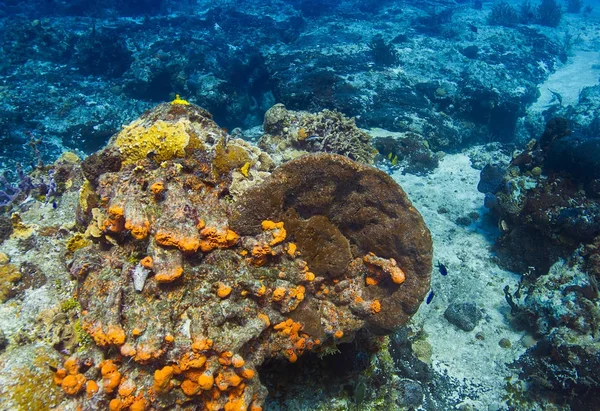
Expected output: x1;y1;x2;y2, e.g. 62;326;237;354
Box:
114;118;191;165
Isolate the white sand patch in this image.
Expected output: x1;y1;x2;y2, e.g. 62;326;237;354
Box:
393;153;525;407
531;50;600;111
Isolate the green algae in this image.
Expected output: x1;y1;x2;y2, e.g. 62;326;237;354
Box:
60;297;80;312
73;318;93;350
7;348;63;411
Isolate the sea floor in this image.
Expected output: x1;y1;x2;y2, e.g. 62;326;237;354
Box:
531;49;600;112
393;151;526;409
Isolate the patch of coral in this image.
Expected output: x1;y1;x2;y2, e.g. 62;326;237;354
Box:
62;101;431;410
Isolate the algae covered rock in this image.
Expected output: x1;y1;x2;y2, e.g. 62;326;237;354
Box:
61;101;431;410
483;118;600;274
0;262;21;303
259;103;376;165
444;302;482;332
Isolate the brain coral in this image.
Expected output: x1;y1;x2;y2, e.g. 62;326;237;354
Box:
65;101;432;410
230;153;433;331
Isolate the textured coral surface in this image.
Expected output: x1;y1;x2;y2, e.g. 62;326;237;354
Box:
231;153;433;331
55;101;432;410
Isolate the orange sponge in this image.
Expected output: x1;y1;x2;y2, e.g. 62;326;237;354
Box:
153;366;174;394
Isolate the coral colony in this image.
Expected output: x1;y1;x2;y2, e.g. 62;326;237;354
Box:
45;99;431;410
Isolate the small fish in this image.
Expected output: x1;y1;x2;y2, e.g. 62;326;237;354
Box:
437;262;448;276
426;290;435;304
354;380;366;410
391;155;398;166
387;152;393;160
52;201;57;209
306;135;320;142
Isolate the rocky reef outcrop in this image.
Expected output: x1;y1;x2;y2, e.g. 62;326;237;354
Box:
0;0;574;180
257;103;376;165
478;116;600;408
479;117;600;274
39;99;433;410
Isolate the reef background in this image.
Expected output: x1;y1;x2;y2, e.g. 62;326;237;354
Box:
0;0;600;410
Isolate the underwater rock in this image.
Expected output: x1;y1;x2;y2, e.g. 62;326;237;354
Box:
538;117;571;151
62;100;431;410
131;264;150;292
501;248;600;407
0;216;13;243
494;226;569;274
562;84;600;137
35;306;80;354
259;103;376;165
483;117;600;275
388;328;431;382
373;133;439;175
444;302;482;332
396;378;424;408
546;135;600;181
0;260;22;303
460;45;479;59
0;343;64;411
477;163;505;195
81;146;122;185
518;327;600;408
514;259;599;336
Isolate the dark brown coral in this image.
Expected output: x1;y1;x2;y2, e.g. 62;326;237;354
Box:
231;153;432;331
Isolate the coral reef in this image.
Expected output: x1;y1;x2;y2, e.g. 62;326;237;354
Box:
487;1;519;27
258;104;376;165
0;345;64;411
0;0;573;179
230;153;432;331
480;118;600;274
536;0;563;27
55;101;432;410
479;117;600;408
507;257;600;408
0;257;21;303
3;0;595;407
372;132;439;175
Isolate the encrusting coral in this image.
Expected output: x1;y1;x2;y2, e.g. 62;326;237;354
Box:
0;256;21;303
258;103;377;165
54;99;432;410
